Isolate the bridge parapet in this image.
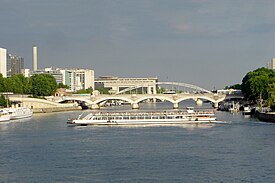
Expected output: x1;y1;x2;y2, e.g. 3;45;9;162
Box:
49;93;226;109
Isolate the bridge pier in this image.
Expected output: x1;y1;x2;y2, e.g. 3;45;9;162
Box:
132;103;139;109
195;99;203;106
91;104;100;110
173;103;179;109
213;102;219;108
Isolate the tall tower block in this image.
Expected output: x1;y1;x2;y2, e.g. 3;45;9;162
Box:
32;45;37;71
0;48;7;77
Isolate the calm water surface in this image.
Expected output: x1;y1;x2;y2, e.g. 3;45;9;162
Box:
1;102;275;182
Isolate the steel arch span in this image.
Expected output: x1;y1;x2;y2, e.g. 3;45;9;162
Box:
156;82;211;93
116;81;212;94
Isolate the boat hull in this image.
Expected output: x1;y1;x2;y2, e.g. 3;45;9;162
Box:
256;111;275;122
0;109;11;122
0;115;11;122
71;118;217;126
6;107;33;120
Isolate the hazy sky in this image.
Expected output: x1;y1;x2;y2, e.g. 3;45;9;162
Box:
1;0;275;89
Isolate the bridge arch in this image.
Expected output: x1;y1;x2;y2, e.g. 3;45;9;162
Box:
56;97;94;105
135;96;175;104
93;96;134;105
175;95;225;104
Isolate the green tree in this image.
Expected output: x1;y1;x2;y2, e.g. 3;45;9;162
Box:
0;94;11;107
57;83;69;89
157;87;166;94
225;84;242;90
3;77;16;93
12;74;32;94
31;74;57;97
1;74;31;94
74;87;93;94
0;74;4;92
241;67;274;101
96;87;110;94
267;83;275;107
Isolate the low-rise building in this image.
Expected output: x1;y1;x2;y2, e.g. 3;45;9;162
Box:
95;76;158;94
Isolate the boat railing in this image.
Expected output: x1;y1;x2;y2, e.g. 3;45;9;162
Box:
83;110;215;119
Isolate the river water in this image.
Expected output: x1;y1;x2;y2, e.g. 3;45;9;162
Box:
1;101;275;182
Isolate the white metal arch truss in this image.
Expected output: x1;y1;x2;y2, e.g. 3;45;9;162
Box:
156;82;211;93
116;82;211;94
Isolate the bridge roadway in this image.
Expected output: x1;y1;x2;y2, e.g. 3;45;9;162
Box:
54;93;226;109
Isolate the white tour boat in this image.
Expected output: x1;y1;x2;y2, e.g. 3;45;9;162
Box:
5;107;33;120
68;110;217;126
0;109;11;122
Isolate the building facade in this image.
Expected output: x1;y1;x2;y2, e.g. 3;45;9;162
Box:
60;68;94;91
29;67;95;92
267;58;275;70
7;54;24;77
0;48;7;77
95;76;158;94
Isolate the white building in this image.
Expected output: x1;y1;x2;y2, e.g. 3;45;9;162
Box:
95;76;158;94
29;67;94;92
60;68;94;91
21;69;30;78
267;58;275;70
0;48;7;77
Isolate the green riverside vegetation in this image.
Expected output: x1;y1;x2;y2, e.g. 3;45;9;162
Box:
0;73;57;98
241;67;275;109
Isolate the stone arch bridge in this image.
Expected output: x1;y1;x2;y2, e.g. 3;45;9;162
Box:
55;93;226;110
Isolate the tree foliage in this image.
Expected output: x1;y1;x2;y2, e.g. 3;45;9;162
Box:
0;94;11;107
57;83;69;89
241;68;275;103
0;74;58;97
30;74;57;97
74;87;93;94
96;87;110;94
225;84;242;90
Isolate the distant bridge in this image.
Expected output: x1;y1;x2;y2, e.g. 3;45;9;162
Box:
54;93;226;109
116;81;211;94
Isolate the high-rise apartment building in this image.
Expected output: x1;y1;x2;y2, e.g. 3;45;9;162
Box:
0;48;7;77
7;54;24;77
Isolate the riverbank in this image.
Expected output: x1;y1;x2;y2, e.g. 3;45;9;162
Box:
32;106;82;113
